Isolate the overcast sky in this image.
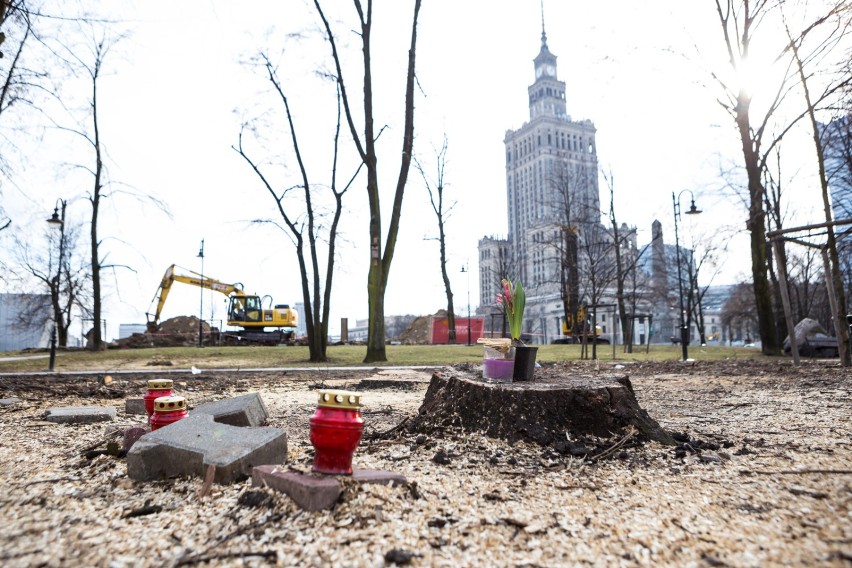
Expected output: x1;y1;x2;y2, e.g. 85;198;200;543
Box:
2;0;832;341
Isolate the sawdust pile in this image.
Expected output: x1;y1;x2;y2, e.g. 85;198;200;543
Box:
0;361;850;565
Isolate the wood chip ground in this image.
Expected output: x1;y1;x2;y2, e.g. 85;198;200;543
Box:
0;360;850;566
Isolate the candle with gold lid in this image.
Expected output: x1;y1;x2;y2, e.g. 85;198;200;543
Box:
309;390;364;475
144;379;174;424
150;395;187;431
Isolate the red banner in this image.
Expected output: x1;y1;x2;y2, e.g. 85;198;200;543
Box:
430;317;484;344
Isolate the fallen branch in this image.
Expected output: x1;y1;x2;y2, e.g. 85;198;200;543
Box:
198;464;216;499
73;428;122;456
18;477;81;486
739;468;852;476
122;504;163;519
362;405;395;416
176;512;285;564
365;416;410;441
176;550;278;566
590;427;636;462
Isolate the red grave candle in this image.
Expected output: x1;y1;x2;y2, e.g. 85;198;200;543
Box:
150;395;187;431
144;379;174;424
309;390;364;475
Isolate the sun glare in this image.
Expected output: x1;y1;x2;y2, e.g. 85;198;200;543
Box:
735;55;776;99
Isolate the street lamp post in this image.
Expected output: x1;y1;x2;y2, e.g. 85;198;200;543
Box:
461;263;471;346
46;199;67;372
197;239;204;348
672;190;701;361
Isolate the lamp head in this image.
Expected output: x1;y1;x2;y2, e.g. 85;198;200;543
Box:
46;207;62;226
685;199;702;215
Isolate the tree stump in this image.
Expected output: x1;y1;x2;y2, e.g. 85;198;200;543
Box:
410;368;674;449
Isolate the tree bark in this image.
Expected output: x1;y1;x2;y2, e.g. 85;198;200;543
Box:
410;370;674;449
736;96;779;354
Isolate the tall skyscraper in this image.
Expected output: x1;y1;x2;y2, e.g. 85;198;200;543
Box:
478;19;605;342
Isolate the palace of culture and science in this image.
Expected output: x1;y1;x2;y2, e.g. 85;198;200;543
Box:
477;23;671;345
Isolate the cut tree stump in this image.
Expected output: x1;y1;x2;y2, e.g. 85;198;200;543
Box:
410;368;674;447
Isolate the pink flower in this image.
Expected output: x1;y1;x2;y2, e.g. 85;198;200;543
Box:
497;277;526;341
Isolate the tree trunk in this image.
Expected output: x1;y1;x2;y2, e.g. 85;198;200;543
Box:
314;0;422;363
410;370;674;450
736;96;779;354
90;192;103;351
439;220;455;344
89;54;105;352
365;258;387;362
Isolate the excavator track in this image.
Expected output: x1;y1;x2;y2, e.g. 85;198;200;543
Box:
221;330;295;346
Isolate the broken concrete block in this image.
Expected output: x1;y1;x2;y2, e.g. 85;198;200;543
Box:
123;425;148;450
190;392;268;427
125;398;146;415
43;406;116;424
252;466;407;511
252;466;340;511
127;414;286;484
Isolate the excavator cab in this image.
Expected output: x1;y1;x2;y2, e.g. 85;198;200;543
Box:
228;294;262;323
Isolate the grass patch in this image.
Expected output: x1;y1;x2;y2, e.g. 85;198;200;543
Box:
0;343;771;373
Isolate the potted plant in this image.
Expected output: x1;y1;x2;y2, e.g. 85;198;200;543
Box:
497;278;537;381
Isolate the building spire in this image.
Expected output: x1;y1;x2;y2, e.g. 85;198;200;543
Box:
540;0;547;48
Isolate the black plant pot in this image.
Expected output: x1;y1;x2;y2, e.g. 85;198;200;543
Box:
512;345;538;381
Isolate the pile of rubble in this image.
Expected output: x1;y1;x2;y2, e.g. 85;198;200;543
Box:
116;316;213;348
397;310;449;344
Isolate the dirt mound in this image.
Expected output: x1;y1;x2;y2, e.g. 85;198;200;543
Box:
116;316;212;348
397;310;448;344
159;316;209;334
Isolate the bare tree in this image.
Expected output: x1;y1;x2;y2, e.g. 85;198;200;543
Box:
0;0;34;231
52;24;167;350
314;0;423;363
785;5;852;364
55;28;115;350
710;0;848;354
685;237;725;345
577;223;617;360
13;209;90;347
721;281;760;343
415;135;457;343
786;245;831;324
543;161;585;341
602;168;655;352
235;52;355;362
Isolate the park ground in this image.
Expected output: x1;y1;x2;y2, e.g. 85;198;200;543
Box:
0;351;850;566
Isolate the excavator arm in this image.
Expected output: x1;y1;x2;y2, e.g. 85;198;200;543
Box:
146;264;243;330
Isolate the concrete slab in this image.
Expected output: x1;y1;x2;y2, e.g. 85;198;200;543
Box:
252;466;407;511
127;414;287;484
190;392;268;427
42;406;116;424
125;398;146;415
0;398;22;407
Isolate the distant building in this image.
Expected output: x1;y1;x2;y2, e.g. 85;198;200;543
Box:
0;293;52;351
118;323;148;339
478;20;607;344
294;302;307;337
476;14;736;347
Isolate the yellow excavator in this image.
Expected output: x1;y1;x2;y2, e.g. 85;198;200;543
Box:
554;305;609;344
146;264;298;345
